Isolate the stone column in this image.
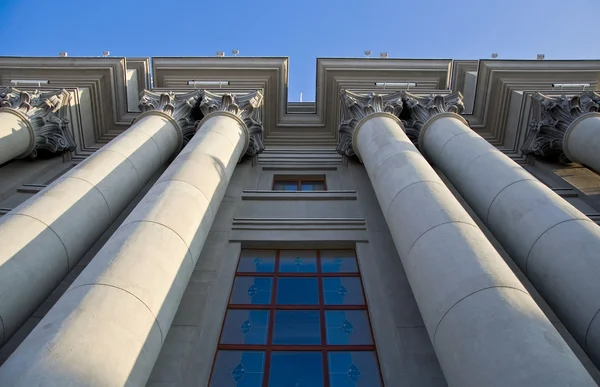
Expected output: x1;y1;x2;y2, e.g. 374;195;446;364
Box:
0;87;74;165
522;91;600;172
0;90;201;347
338;90;595;387
0;91;265;386
406;91;600;368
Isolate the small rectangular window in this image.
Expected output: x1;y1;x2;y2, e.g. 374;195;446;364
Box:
209;249;384;387
273;176;327;191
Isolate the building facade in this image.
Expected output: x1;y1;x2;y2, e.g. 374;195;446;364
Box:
0;56;600;386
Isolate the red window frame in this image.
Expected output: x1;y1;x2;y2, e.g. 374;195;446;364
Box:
209;249;384;387
272;176;327;191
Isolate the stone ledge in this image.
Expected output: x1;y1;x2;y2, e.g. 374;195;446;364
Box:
241;190;357;201
231;217;366;230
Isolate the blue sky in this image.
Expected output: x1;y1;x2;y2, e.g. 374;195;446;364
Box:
1;0;598;101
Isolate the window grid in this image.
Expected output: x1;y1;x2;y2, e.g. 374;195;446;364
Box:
211;249;384;387
272;176;327;191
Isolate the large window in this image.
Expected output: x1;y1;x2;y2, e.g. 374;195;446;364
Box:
272;176;326;191
209;249;383;387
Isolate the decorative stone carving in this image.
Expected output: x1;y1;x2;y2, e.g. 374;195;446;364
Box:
138;90;201;146
336;90;403;157
522;92;600;159
402;92;464;145
0;87;74;158
197;90;265;156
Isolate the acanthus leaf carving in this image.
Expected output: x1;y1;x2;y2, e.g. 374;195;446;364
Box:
401;92;464;145
336;90;403;157
138;90;201;147
197;90;265;156
522;92;600;159
0;87;74;158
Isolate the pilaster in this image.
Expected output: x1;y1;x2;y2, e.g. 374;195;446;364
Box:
522;92;600;160
0;87;73;158
336;89;403;157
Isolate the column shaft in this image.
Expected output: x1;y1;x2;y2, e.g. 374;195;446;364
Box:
0;109;34;164
564;113;600;173
421;113;600;366
356;113;594;387
0;111;180;345
0;112;247;386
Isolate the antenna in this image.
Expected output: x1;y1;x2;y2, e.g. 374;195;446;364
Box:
300;92;303;103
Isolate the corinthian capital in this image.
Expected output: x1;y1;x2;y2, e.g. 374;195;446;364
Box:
139;90;201;145
400;92;465;146
522;92;600;159
197;90;265;156
336;90;403;157
0;87;74;158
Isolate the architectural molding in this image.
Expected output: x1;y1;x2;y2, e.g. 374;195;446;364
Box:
336;90;403;157
0;87;74;158
198;90;265;156
402;91;464;144
522;92;600;159
241;190;357;201
231;217;367;231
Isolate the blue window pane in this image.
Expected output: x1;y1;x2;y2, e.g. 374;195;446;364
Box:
276;277;319;305
273;182;298;191
328;351;382;387
220;310;269;345
321;250;359;273
230;277;273;305
301;182;325;191
272;310;321;345
268;352;324;386
237;250;276;273
209;350;265;387
325;311;373;345
323;277;365;305
279;250;317;273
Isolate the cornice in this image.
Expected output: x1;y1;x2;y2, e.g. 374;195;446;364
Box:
468;60;600;134
2;56;599;161
0;56;131;159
